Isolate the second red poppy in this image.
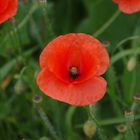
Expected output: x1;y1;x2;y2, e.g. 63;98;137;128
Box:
113;0;140;14
0;0;18;24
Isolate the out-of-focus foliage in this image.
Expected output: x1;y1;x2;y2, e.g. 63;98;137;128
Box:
0;0;140;140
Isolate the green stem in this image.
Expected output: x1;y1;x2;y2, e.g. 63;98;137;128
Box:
89;105;109;140
38;107;61;140
89;105;100;127
93;10;121;37
112;36;140;54
100;115;140;126
129;69;137;102
111;48;140;65
76;114;140;128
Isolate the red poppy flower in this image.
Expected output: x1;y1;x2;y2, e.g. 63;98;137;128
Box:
113;0;140;14
37;33;110;106
0;0;18;24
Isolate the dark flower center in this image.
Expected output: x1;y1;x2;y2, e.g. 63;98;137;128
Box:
69;66;80;79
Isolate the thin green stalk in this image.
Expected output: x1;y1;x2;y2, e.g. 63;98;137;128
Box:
30;18;44;46
65;106;78;140
10;19;24;60
111;48;140;65
124;110;137;140
93;10;121;37
129;69;137;102
112;35;140;54
89;105;100;127
40;1;56;40
76;114;140;128
89;105;109;140
38;107;61;140
100;115;140;126
107;66;126;116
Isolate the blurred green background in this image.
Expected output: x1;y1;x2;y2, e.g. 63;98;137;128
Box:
0;0;140;140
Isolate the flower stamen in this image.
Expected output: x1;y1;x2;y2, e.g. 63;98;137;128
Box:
69;66;79;79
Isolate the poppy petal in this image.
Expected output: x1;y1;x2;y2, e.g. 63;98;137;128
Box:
96;45;110;75
37;68;107;106
0;0;18;24
40;33;76;69
0;0;9;14
40;34;78;83
113;0;140;14
75;33;110;76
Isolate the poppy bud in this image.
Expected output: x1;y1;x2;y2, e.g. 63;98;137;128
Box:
124;109;134;123
116;124;127;133
83;120;96;138
32;95;43;104
133;93;140;104
127;57;137;71
14;80;27;94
